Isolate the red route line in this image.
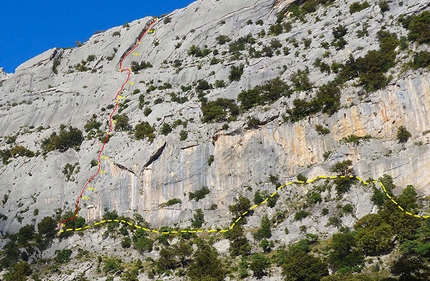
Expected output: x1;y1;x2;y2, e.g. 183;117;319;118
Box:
58;18;158;229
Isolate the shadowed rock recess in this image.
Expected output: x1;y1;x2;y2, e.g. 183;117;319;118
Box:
1;0;430;280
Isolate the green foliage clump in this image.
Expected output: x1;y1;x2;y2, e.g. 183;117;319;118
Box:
397;126;411;143
160;123;172;136
201;98;239;123
84;114;102;134
349;1;370;14
406;11;430;44
315;125;330;135
328;232;364;273
179;130;188;141
62;162;79;181
341;134;372;146
188;45;211;57
229;195;252;225
249;253;271;278
253;190;279;207
216;35;231;45
253;215;272;241
187;239;226;281
159;198;181;208
133;229;154;253
41;126;84;153
189;186;210;202
286;81;341;122
294;210;309;221
278;240;329;281
112;114;130;131
191;208;205;228
410;51;430;70
130;61;152;73
103;257;123;274
134;121;155;141
207;155;214;166
55;249;72;263
1;145;35;165
330;160;353;176
169;92;188;104
237;77;291;110
229;64;244;82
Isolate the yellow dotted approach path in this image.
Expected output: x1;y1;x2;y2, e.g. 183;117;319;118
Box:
57;175;429;235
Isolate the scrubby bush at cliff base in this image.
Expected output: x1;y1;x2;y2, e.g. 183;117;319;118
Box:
41;126;84;153
200;98;239;123
406;11;430;44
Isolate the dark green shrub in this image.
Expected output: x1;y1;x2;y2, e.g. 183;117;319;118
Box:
411;51;430;69
196;79;212;92
214;80;225;88
330;160;353;176
253;215;271;241
159;198;181;208
135;121;155;141
201;98;239;123
55;249;72;263
207;155;214;166
379;0;389;12
84;114;102;132
112;114;130;131
406;11;430;44
237;77;291;110
191;209;204;228
247;117;260;129
216;35;231;45
229;64;244;82
169;93;188;104
297;173;307;182
341;134;372;146
41;126;84;153
349;1;370;14
179;130;188;141
397;126;411;143
291;68;313;92
315;125;330;135
160;123;172;136
189;186;210;202
143;107;152;116
130;61;152;73
294;210;309;221
342;203;354;214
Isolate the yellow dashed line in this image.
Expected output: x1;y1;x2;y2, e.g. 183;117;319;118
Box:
58;175;429;236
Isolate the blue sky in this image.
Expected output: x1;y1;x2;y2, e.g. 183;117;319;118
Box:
0;0;195;73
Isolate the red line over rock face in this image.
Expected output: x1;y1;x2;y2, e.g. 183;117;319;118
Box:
58;18;158;229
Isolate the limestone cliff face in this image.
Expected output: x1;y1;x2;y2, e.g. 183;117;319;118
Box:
0;0;429;237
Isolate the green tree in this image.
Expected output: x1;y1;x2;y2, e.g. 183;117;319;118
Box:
187;239;226;281
330;160;353;176
191;208;205;228
407;11;430;44
354;214;394;256
281;247;329;281
113;114;130;131
38;216;57;238
397;126;411;143
249;253;270;279
229;194;251;224
134;121;155;141
160;123;172;136
229;64;244;82
253;215;271;240
225;225;251;256
328;232;364;272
